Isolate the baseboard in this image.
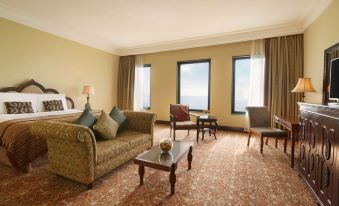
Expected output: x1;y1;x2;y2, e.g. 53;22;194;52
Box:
155;120;170;125
218;126;247;133
155;120;247;133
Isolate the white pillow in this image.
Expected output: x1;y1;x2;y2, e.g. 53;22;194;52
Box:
0;92;38;114
36;93;68;112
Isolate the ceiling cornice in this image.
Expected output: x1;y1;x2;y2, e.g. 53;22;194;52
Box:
116;23;304;55
0;2;118;54
300;0;333;30
0;0;333;56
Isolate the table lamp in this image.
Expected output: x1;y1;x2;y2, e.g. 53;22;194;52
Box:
291;78;316;102
82;86;95;110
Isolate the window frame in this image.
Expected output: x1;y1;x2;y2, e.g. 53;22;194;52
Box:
143;64;151;110
231;55;251;115
177;59;211;112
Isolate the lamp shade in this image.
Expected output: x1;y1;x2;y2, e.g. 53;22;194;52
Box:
82;86;95;95
291;78;316;93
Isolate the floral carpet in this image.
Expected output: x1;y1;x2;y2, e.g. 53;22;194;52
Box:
0;125;316;206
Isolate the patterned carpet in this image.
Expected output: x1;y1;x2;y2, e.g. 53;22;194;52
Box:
0;125;316;206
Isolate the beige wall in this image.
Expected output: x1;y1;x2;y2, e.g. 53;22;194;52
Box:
0;17;119;111
304;0;339;103
143;41;251;128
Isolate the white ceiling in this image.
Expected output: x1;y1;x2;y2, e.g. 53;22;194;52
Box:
0;0;333;55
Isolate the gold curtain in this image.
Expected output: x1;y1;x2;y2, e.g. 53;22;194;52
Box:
264;34;304;123
117;55;136;110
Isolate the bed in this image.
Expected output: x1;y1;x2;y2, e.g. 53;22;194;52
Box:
0;79;84;172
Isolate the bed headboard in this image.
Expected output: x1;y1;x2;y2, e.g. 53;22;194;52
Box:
0;79;75;109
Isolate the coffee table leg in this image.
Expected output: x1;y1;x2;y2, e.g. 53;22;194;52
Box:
138;165;144;185
188;146;193;170
169;164;177;195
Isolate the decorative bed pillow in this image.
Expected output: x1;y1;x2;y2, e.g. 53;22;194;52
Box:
93;110;119;140
75;108;97;128
0;93;38;114
43;100;64;111
5;102;34;114
36;93;68;112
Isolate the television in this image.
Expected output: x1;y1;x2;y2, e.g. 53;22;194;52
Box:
329;57;339;101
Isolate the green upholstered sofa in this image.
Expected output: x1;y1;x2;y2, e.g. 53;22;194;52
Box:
31;111;156;188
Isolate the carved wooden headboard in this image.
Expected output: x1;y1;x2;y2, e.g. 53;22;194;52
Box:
0;79;75;109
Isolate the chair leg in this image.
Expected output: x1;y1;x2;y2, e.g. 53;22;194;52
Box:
170;125;172;137
187;129;190;136
265;137;269;145
87;182;94;189
247;132;251;146
260;136;264;154
275;138;278;148
173;130;176;140
284;135;287;153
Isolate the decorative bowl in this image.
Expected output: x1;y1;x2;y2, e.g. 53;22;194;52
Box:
159;138;173;153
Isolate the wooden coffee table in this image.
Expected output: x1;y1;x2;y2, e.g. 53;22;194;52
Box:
134;140;193;195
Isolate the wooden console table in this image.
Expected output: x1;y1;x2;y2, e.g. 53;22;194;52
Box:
274;115;299;168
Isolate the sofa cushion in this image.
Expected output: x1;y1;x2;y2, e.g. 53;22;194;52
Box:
75;109;96;128
115;130;151;148
109;106;126;126
93;110;119;140
96;139;130;165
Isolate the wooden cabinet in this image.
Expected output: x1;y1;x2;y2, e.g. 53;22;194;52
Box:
298;103;339;206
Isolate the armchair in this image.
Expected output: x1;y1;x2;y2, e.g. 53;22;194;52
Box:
246;106;288;154
170;104;198;140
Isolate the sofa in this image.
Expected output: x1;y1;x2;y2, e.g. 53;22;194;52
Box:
31;111;156;188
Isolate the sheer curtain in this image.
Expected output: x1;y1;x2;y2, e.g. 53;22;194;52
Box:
248;39;265;106
133;55;144;111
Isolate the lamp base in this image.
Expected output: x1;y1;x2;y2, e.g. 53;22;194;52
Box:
85;103;91;111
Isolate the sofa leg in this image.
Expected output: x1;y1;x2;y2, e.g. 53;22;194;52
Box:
87;183;94;189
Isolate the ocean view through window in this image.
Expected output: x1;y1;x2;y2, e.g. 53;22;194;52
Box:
232;56;250;114
143;64;151;109
178;59;210;111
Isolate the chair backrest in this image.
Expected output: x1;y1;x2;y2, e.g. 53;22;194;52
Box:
246;106;271;128
170;104;190;121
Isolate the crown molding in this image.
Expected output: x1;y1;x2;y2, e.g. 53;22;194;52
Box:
0;2;118;54
0;1;332;56
300;0;333;30
116;23;304;55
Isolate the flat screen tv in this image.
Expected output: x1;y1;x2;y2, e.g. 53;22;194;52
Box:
329;57;339;100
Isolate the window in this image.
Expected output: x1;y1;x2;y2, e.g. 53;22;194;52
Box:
232;56;250;114
143;64;151;109
177;59;210;111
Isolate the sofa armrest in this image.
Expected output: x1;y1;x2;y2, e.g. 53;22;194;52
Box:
123;111;156;144
31;121;97;184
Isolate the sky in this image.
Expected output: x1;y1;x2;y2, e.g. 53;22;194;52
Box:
180;62;209;97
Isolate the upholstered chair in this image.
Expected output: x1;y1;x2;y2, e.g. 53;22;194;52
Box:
170;104;198;140
246;106;288;154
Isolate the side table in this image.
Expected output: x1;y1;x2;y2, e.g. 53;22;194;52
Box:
196;115;218;143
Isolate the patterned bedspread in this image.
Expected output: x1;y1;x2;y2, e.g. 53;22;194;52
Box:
0;112;85;172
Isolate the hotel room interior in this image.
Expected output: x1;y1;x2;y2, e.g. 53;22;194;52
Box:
0;0;338;205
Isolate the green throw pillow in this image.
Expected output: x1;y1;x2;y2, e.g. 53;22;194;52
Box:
109;106;126;126
109;106;127;133
76;108;97;128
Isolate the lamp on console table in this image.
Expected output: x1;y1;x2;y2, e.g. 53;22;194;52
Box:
291;78;316;102
82;86;95;110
